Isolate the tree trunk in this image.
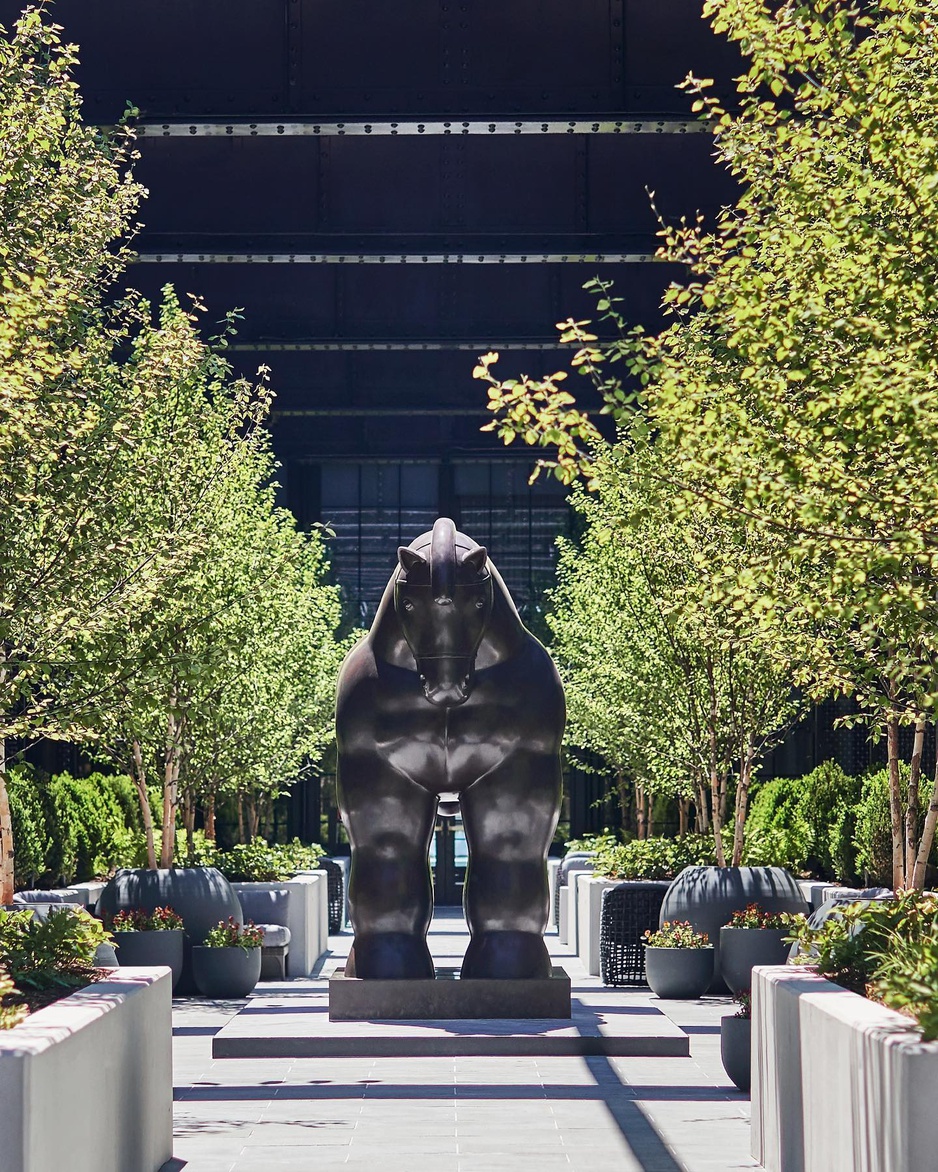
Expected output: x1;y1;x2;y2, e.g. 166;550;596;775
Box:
646;789;654;838
913;751;938;890
237;793;245;844
696;782;710;833
0;739;14;904
160;703;183;869
708;714;725;865
182;790;196;861
635;782;647;841
678;796;689;837
906;716;925;885
718;769;729;826
886;715;904;890
131;738;158;870
615;771;631;834
204;793;216;842
731;736;755;866
245;793;257;843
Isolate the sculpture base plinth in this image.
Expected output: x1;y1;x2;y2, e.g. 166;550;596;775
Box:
328;966;571;1021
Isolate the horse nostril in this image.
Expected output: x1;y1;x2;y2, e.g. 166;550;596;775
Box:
419;674;427;685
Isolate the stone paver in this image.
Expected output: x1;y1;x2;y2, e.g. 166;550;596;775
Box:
165;909;760;1171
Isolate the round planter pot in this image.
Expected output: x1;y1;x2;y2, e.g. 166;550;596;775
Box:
719;926;791;995
99;867;243;994
720;1013;751;1092
191;945;262;998
113;929;184;991
660;866;808;991
643;945;714;999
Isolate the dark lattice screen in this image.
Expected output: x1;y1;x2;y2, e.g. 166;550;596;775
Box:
318;459;571;620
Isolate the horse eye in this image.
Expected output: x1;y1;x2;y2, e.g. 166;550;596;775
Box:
475;600;485;610
402;599;414;612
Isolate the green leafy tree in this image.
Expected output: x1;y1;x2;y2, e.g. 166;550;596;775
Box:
475;0;938;888
0;10;149;900
549;446;800;863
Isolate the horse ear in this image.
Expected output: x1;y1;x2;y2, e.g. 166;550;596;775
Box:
398;547;427;576
463;546;488;576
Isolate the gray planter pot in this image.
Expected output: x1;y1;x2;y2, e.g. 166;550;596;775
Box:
113;929;184;991
720;1012;751;1092
98;866;243;994
191;945;261;998
719;926;791;995
643;945;713;999
659;866;807;991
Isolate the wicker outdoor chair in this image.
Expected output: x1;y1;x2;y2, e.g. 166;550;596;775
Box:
318;858;345;934
599;880;672;986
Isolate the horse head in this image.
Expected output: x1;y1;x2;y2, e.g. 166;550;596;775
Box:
395;517;491;707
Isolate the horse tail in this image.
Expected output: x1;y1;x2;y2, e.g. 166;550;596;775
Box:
430;516;457;602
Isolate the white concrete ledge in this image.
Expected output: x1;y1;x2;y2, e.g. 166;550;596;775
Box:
752;965;938;1172
233;874;328;977
0;968;172;1172
576;877;618;977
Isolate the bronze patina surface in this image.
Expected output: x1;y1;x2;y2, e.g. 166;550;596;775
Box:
335;518;565;980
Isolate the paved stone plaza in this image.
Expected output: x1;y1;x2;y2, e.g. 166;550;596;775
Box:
166;911;758;1172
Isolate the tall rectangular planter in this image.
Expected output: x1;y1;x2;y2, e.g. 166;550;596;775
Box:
752;965;938;1172
547;858;560;929
576;877;618;977
233;873;328;977
0;968;172;1172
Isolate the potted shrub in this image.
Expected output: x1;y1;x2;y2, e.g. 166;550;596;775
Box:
191;917;263;998
719;903;803;995
642;920;714;998
109;906;185;991
720;990;751;1092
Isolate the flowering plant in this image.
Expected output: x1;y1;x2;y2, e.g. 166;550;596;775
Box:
643;920;710;948
203;917;263;951
733;990;752;1020
110;906;184;931
724;903;800;930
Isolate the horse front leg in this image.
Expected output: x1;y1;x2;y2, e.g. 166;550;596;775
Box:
459;751;561;979
338;755;437;979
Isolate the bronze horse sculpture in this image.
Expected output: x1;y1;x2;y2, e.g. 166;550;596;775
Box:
336;517;565;980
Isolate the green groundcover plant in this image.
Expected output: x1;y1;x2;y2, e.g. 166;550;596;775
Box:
0;907;110;994
214;838;325;883
203;917;264;951
644;921;711;948
788;891;938;1039
0;966;26;1030
592;834;718;881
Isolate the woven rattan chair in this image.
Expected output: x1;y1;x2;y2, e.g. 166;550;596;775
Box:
599;880;672;986
318;858;345;934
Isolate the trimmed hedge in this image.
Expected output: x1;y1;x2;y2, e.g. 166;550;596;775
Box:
744;761;863;882
7;765;143;889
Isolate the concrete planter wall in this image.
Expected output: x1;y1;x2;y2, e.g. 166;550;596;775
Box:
0;968;172;1172
752;965;938;1172
575;876;618;977
232;874;328;977
547;858;560;928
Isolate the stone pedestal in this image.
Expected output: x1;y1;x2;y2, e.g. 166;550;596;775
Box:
329;966;572;1021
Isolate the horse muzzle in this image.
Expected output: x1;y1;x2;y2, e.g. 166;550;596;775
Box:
417;658;474;707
